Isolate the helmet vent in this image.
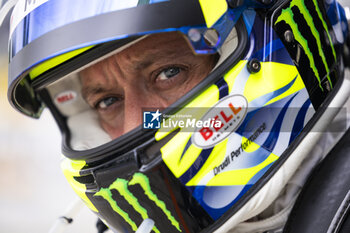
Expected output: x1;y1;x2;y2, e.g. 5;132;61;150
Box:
74;174;95;185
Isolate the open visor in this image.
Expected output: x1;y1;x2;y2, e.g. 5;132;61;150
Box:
8;0;241;118
34;25;240;151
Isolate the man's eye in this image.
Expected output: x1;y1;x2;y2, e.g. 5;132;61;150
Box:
157;67;181;80
96;96;121;109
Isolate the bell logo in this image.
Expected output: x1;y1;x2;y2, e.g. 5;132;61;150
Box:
192;95;248;148
54;91;77;105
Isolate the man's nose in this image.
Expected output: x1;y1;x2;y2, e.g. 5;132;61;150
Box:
122;87;168;134
123;90;144;133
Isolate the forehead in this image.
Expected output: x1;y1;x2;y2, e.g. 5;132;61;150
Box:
80;32;196;77
117;32;195;61
79;32;198;88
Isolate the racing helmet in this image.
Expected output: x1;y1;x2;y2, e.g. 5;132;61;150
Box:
6;0;350;232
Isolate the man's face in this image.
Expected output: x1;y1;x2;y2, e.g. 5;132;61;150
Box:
79;32;217;139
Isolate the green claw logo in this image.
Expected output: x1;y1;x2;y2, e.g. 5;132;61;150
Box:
95;173;181;232
275;0;336;91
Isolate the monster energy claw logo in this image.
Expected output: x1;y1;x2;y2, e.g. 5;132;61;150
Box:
95;173;181;232
275;0;337;91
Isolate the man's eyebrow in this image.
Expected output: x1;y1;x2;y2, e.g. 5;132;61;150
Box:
132;49;194;70
81;85;110;101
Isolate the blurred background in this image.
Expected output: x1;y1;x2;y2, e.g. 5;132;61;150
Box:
0;1;98;232
0;0;349;233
